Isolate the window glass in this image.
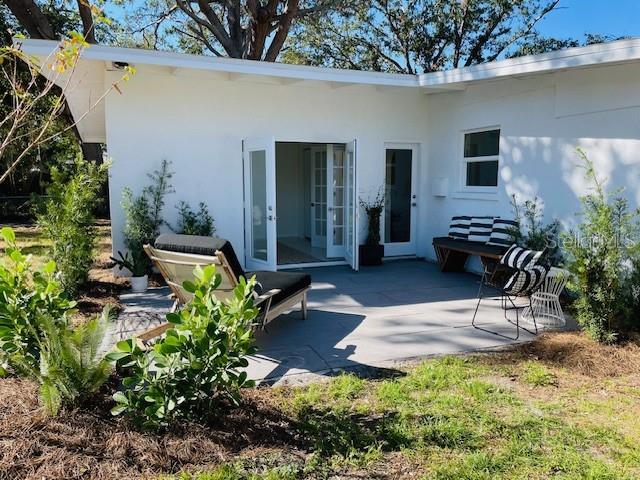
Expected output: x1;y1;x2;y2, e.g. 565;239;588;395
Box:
466;160;498;187
464;129;500;158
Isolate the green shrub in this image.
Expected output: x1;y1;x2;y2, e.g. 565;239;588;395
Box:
37;306;115;416
563;149;640;342
510;194;563;265
119;159;174;274
37;157;108;295
107;265;258;428
175;201;215;236
0;227;76;375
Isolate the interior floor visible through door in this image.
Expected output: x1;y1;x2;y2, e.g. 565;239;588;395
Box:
277;236;334;265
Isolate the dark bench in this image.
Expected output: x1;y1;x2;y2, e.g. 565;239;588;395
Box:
432;237;508;273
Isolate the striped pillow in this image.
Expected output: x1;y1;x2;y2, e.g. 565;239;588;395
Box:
468;217;494;243
500;244;543;270
448;216;471;240
487;219;519;247
504;264;548;295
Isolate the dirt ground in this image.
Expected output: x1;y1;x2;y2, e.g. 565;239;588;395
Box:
1;332;639;480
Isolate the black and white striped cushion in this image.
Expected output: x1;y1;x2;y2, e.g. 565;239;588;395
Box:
468;217;494;243
504;264;548;295
487;219;519;247
448;216;471;240
500;244;543;270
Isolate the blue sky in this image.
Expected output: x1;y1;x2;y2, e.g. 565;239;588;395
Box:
537;0;640;40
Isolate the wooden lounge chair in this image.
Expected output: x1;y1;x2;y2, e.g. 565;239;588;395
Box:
137;234;311;342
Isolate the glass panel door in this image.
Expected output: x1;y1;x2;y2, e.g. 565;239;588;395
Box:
327;144;346;258
345;140;358;270
310;146;327;249
243;138;276;271
383;144;417;257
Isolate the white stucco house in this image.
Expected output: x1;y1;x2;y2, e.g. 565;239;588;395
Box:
21;38;640;273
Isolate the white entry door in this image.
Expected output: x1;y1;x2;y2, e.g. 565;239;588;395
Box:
243;138;277;271
383;143;418;257
345;140;358;270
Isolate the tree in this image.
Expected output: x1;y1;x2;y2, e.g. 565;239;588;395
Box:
120;0;345;60
3;0;98;44
0;31;134;186
283;0;566;73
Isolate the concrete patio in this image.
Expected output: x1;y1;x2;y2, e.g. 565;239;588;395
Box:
115;260;564;384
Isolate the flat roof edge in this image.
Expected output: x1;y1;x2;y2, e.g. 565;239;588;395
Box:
419;38;640;87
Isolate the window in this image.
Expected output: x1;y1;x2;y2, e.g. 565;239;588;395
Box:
463;129;500;188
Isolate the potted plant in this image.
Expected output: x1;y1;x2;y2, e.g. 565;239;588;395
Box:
359;189;385;266
111;250;150;293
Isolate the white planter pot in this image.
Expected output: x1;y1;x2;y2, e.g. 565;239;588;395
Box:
130;275;148;293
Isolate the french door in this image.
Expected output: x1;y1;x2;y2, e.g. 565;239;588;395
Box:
309;147;327;249
244;138;358;271
383;143;418;257
243;138;277;271
327;144;346;259
345;140;358;270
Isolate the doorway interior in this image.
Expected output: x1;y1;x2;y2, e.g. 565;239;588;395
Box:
276;142;346;267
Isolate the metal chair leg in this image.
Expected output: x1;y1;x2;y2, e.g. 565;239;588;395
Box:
472;273;486;327
529;297;538;335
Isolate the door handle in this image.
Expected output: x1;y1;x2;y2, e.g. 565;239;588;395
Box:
268;215;277;221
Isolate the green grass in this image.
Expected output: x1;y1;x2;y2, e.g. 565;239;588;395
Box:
175;355;640;479
521;361;557;387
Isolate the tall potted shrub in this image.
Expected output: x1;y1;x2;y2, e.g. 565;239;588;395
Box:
111;160;174;292
359;190;385;266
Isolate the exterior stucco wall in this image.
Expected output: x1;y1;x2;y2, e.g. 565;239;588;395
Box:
424;63;640;268
104;62;640;272
104;69;430;267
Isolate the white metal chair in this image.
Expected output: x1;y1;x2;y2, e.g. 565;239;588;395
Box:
522;267;570;328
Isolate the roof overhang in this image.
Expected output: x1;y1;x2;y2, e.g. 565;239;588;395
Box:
15;37;640;143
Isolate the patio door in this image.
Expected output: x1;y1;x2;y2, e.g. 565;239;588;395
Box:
327;144;346;259
243;138;277;271
309;146;327;249
345;140;358;270
383;143;418;257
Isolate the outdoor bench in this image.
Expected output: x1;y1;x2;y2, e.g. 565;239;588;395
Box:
432;236;508;273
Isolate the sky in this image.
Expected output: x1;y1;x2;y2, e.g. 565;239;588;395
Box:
536;0;640;40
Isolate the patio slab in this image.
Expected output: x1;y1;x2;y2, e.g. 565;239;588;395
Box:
115;260;568;384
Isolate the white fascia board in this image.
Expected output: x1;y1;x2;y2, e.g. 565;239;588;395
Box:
419;38;640;88
17;38;419;88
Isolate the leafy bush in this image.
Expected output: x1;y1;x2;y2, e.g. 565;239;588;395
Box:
359;188;385;245
107;265;258;428
563;149;640;342
0;227;76;375
37;157;108;295
119;159;174;274
510;194;563;265
37;306;115;416
175;201;215;236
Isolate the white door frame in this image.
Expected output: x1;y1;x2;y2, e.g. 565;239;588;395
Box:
382;142;419;257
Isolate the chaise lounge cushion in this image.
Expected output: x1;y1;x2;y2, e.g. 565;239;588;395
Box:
246;270;311;308
154;233;246;281
433;236;508;257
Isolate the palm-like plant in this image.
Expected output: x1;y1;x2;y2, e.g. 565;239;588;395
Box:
38;306;115;416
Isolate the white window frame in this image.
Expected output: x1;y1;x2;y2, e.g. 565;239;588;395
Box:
460;126;500;194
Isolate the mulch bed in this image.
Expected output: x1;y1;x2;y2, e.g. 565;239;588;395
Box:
515;331;640;377
0;379;303;480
